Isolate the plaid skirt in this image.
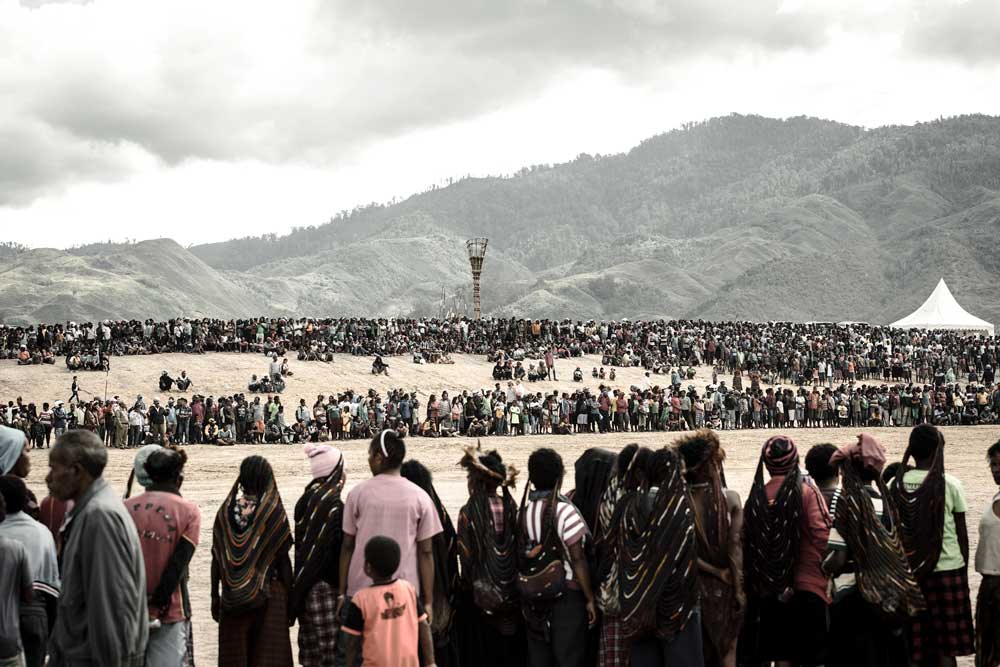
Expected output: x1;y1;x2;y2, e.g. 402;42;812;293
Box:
909;568;975;662
598;615;628;667
298;581;339;667
978;575;1000;667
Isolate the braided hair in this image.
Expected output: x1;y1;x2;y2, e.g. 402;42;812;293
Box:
832;455;925;616
238;455;274;496
572;448;616;534
458;446;519;611
401;459;458;635
890;425;946;580
676;430;729;567
743;436;802;598
594;443;640;616
617;446;697;640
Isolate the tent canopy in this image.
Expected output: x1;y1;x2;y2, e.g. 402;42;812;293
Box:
891;278;994;336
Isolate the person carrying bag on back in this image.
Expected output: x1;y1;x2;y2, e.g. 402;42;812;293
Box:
516;447;597;667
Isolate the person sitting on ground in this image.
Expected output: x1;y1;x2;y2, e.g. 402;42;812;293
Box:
372;356;389;376
574;368;584;382
175;372;192;392
591;367;599;379
609;368;617;382
66;352;82;371
343;536;435;667
280;358;293;377
216;424;235;447
467;417;488;438
159;372;174;392
203;419;219;445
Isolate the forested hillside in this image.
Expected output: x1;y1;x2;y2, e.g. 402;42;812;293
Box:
189;114;1000;324
4;114;999;324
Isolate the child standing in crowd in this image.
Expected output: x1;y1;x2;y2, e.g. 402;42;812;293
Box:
336;430;442;665
342;536;435;667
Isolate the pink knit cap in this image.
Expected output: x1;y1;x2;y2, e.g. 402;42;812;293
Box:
304;443;343;479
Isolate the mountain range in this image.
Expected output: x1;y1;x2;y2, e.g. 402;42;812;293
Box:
3;113;999;326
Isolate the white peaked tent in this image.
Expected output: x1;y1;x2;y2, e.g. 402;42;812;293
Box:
891;278;994;336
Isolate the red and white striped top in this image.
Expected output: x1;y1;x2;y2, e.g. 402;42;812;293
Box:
522;498;588;581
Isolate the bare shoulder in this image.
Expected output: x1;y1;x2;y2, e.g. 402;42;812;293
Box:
724;488;741;511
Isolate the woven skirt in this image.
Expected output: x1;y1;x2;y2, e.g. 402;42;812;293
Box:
298;581;339;667
908;568;975;663
218;580;293;667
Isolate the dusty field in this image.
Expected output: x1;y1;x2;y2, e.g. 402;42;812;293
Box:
7;354;1000;666
0;351;672;409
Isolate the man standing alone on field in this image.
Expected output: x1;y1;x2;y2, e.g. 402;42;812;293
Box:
545;348;557;381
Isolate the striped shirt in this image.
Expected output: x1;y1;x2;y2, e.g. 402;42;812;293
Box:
522;497;588;581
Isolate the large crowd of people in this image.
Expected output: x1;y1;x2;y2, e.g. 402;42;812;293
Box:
3;370;998;454
0;423;998;667
2;317;997;384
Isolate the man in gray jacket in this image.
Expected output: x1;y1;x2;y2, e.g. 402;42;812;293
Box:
45;430;148;667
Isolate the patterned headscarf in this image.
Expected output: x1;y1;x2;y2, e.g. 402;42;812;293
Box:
290;452;345;620
744;436;803;598
830;433;886;474
212;457;291;613
762;435;798;476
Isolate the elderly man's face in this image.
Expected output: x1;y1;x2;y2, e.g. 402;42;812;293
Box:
46;446;83;501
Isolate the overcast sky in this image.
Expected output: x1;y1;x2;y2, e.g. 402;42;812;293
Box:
2;0;999;249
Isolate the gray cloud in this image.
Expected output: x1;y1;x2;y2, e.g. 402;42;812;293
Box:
0;0;942;207
0;117;133;205
904;0;1000;65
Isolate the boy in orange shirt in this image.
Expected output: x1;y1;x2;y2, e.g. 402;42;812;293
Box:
342;536;435;667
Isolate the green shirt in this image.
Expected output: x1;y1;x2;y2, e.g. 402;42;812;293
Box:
902;470;968;572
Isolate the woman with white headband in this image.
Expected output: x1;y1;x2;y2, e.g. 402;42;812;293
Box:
334;429;443;666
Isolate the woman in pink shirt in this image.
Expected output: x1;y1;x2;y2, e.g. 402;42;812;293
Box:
335;430;442;665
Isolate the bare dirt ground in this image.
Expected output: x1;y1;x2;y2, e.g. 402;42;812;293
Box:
7;353;999;666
